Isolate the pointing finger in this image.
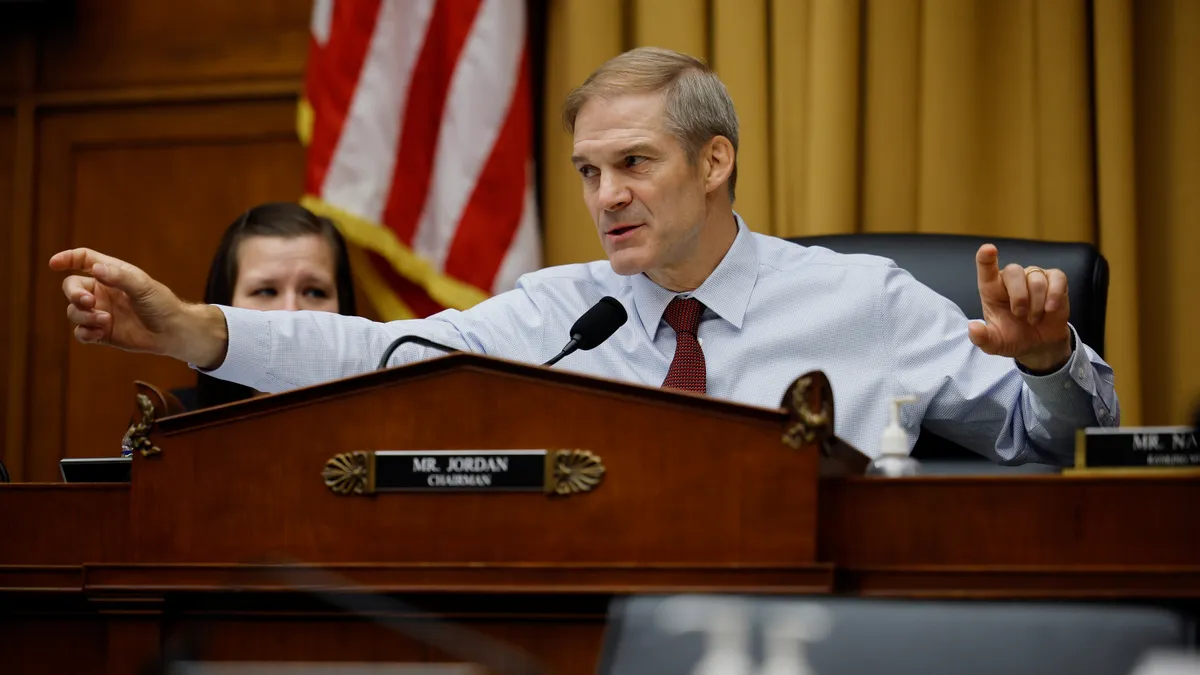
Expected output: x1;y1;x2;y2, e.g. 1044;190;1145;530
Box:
50;249;153;301
49;248;127;274
975;244;1001;290
86;257;150;301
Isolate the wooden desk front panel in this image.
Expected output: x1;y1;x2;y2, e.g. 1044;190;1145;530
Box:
819;474;1200;597
820;475;1200;566
0;484;128;565
130;365;817;567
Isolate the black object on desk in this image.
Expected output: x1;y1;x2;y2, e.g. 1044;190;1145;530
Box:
59;457;131;483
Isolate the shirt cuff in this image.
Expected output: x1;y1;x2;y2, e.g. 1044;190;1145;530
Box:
190;305;272;390
1016;324;1111;422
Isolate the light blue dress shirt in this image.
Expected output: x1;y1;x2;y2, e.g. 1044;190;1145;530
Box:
206;215;1118;464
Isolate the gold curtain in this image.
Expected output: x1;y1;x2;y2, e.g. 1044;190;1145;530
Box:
540;0;1200;426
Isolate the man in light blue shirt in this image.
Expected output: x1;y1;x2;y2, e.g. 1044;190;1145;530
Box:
50;47;1118;465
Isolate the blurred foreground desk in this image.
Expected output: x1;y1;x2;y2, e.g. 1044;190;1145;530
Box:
1;354;1197;674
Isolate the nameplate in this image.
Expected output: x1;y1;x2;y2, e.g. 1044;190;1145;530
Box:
1074;426;1200;472
380;450;546;490
321;449;605;497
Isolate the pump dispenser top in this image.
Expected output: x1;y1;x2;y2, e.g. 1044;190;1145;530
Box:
866;395;922;477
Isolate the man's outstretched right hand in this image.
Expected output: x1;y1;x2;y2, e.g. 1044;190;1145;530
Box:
50;248;229;370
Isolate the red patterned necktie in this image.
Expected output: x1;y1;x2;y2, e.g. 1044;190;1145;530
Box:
662;297;707;393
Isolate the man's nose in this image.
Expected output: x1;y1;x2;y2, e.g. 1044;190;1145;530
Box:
280;292;300;311
598;173;631;211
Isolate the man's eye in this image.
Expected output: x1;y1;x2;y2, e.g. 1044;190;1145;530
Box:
252;288;277;297
304;288;330;299
625;156;647;168
578;165;598;179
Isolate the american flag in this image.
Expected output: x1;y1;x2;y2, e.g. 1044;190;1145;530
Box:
299;0;541;319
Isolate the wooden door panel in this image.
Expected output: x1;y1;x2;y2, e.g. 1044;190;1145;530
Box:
29;98;305;480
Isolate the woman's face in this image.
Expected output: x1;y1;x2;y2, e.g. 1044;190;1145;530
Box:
231;234;340;312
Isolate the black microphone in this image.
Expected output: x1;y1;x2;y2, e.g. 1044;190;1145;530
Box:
543;296;628;367
376;335;459;370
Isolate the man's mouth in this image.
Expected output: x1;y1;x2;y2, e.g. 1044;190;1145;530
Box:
607;224;642;236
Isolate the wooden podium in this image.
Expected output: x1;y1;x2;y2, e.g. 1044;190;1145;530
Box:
2;352;1199;675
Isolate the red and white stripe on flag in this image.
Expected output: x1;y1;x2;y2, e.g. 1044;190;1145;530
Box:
299;0;541;319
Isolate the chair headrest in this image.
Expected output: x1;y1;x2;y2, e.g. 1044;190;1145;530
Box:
598;595;1192;675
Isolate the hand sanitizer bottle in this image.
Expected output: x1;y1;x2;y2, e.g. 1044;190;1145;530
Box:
865;395;921;477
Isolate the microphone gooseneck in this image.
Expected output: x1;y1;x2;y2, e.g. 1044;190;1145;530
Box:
377;298;628;371
543;339;579;367
543;296;628;367
377;335;459;370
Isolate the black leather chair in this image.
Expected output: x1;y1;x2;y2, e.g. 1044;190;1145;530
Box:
787;233;1110;468
597;595;1196;675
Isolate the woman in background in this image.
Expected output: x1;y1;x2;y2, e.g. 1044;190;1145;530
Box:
183;202;357;410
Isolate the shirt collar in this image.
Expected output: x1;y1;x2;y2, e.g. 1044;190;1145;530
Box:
627;213;758;339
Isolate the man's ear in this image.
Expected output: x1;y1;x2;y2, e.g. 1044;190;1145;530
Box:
702;136;735;195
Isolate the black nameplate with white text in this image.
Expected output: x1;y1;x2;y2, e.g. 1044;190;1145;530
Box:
321;448;605;496
1076;426;1200;471
375;450;547;491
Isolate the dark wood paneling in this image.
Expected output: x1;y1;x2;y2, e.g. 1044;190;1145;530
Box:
819;475;1200;566
0;618;107;675
470;621;606;675
1;0;318;483
105;612;165;675
0;11;27;97
838;566;1200;599
0;113;13;473
83;563;833;594
28;99;305;481
178;617;431;662
3;24;36;482
37;0;312;91
3;467;1200;672
177;613;603;675
0;484;128;564
0;565;85;591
